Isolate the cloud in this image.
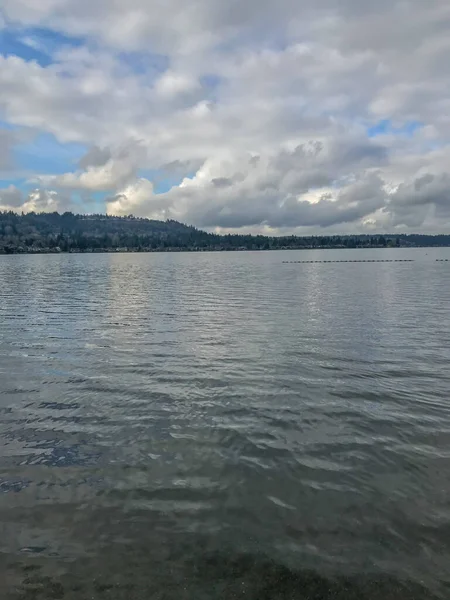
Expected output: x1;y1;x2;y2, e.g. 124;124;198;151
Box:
105;146;388;229
0;184;24;208
38;141;145;191
0;186;64;213
106;178;167;219
1;0;450;231
383;172;450;227
154;71;201;100
21;188;61;213
78;145;112;169
0;129;16;170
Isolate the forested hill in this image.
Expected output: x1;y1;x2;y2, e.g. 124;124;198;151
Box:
1;211;450;253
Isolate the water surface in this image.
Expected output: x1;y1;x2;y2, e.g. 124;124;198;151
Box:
1;248;450;599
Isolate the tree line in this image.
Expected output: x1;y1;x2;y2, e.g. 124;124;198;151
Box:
0;211;449;253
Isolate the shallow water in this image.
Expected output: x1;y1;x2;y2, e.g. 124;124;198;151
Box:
1;248;450;599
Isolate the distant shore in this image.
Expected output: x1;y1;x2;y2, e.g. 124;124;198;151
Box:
1;244;448;255
1;211;450;254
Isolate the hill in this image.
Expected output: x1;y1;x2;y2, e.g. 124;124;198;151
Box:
0;211;450;253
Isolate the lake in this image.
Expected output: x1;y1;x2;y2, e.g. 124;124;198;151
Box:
1;248;450;599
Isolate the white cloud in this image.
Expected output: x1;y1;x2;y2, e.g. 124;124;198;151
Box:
38;141;145;191
1;0;450;231
0;186;63;213
154;71;201;99
105;145;388;229
22;189;60;213
107;179;164;218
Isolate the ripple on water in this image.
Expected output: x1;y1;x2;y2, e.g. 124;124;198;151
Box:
0;249;450;598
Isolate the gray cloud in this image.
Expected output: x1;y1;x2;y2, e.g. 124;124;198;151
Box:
78;145;112;169
211;177;235;188
391;173;450;208
0;186;72;213
0;129;16;170
105;144;390;230
187;173;386;229
40;140;146;191
382;172;450;227
0;185;24;207
212;173;245;188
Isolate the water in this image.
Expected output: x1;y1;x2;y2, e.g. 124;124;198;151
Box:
1;248;450;599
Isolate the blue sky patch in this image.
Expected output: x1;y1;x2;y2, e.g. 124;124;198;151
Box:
14;133;87;175
0;177;27;189
138;168;197;194
0;119;18;131
0;26;83;66
367;119;423;138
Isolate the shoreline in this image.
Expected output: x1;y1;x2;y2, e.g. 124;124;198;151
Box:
0;245;447;255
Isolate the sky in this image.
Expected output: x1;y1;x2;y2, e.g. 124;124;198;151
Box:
0;0;450;234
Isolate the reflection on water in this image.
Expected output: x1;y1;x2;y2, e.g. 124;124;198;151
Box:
1;248;450;599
